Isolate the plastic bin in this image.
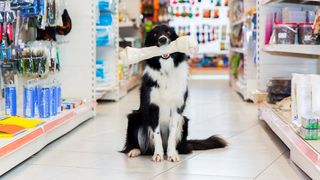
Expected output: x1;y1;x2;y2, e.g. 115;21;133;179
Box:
274;23;297;44
298;23;314;44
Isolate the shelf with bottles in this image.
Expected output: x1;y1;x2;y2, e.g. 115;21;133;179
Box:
0;0;96;175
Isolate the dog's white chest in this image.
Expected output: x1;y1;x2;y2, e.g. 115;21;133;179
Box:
145;58;189;109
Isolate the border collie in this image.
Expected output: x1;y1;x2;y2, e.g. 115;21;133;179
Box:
121;25;227;162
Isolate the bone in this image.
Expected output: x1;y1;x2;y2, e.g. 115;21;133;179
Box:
119;36;199;66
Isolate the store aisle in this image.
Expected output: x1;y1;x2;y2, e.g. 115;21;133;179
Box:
2;80;310;180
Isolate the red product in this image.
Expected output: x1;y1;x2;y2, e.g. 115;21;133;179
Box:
6;23;13;45
0;24;3;41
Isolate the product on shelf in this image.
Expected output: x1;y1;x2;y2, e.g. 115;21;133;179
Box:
266;78;291;104
267;7;320;45
188;54;228;68
299;127;320;140
96;59;106;82
274;23;297;44
0;124;26;138
4;83;17;116
301;116;319;129
96;26;111;46
298;23;314;44
0;116;44;129
62;98;84;110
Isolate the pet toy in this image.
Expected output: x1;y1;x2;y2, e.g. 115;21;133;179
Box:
120;36;198;65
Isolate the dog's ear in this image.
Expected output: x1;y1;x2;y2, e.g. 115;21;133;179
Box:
169;27;179;41
144;31;155;47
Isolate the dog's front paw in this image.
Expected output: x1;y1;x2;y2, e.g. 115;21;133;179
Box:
167;151;180;162
152;153;164;162
128;149;141;158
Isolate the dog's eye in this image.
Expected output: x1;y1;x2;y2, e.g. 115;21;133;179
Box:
153;33;157;37
167;31;171;35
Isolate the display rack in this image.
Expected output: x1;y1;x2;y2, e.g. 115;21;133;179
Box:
256;0;320;178
229;0;257;101
259;102;320;179
169;1;230;54
0;0;97;175
97;0;142;101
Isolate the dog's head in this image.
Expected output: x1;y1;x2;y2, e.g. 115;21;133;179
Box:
144;25;178;59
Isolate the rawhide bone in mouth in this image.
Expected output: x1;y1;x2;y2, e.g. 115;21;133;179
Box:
120;36;199;65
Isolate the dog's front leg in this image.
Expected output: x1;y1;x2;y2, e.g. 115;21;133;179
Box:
167;112;183;162
152;126;164;162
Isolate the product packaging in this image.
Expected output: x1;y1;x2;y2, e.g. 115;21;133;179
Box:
299;127;320;140
23;81;36;118
298;23;314;44
5;83;17;116
291;74;312;126
301;116;319;129
310;75;320;115
274;23;297;44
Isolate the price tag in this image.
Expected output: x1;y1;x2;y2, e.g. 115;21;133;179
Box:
278;33;287;39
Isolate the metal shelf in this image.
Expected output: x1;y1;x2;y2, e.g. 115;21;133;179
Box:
259;103;320;179
264;44;320;56
230;47;244;54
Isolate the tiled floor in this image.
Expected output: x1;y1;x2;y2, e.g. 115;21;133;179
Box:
2;80;311;180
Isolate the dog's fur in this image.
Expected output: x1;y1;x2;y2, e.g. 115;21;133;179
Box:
121;25;227;162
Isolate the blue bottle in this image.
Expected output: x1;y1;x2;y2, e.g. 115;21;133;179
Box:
23;82;36;118
39;83;51;118
5;83;17;116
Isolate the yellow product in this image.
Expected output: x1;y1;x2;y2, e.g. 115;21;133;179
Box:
0;116;45;129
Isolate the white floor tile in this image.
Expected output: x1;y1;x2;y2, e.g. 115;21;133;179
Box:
255;152;311;180
1;164;73;180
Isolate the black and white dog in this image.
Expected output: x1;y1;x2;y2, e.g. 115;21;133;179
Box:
121;25;227;162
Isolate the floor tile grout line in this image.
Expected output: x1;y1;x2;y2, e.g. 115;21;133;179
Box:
225;122;261;140
253;150;289;180
148;153;200;180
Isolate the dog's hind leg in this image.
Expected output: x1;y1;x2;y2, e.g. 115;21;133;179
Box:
121;111;142;157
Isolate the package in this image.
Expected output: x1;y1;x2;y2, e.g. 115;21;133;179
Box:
266;78;291;104
96;59;106;82
291;74;312;126
96;27;110;46
310;75;320;115
301;116;319;129
274;23;297;44
299;127;320;140
298;23;314;44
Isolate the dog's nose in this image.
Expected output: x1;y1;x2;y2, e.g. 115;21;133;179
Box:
158;37;168;45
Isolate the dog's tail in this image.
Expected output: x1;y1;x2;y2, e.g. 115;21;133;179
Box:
187;135;227;151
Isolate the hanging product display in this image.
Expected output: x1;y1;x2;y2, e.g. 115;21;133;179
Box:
169;0;230;67
0;0;71;125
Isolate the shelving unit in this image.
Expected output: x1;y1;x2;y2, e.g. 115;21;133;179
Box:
96;0;142;101
256;0;320;178
229;0;257;101
0;0;97;175
259;102;320;179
